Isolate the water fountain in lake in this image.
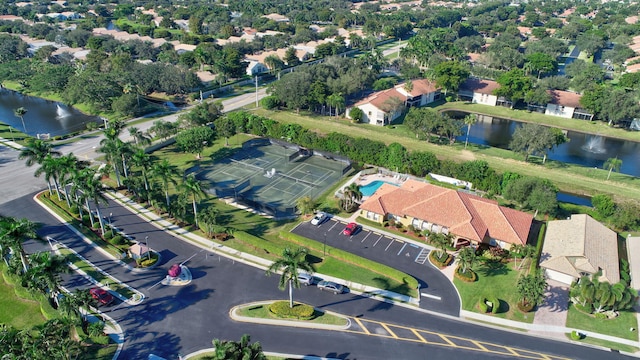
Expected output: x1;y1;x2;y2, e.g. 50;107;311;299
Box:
56;104;72;119
581;135;606;154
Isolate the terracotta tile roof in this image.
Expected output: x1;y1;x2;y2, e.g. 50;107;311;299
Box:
626;15;639;24
547;90;582;108
460;78;500;95
360;180;532;245
467;53;482;63
626;63;640;73
396;79;439;97
355;88;405;110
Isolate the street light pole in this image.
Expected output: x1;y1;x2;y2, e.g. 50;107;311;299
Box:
109;212;112;227
145;236;151;260
323;232;327;256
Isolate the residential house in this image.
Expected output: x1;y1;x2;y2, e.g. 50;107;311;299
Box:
540;214;620;285
458;78;511;107
545;90;593;120
347;79;441;125
262;13;290;22
359;179;533;248
246;60;269;76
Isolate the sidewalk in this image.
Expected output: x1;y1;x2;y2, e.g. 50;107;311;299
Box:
0;137;25;150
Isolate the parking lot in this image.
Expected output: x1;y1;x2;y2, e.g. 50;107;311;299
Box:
291;216;460;316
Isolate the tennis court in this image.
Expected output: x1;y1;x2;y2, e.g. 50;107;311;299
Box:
195;139;350;217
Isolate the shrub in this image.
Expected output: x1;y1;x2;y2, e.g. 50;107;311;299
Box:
516;300;535;313
487;295;500;314
90;335;111;345
139;257;158;267
570;330;584;340
110;235;125;245
70;205;79;216
478;299;489;313
407;225;416;233
429;251;453;267
268;301;315;320
103;230;114;240
454;266;477;282
261;95;280;109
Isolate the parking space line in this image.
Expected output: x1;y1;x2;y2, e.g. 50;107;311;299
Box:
372;236;382;247
384;238;395;251
409;243;419;248
328;221;338;232
421;293;442;301
361;232;372;243
397;243;407;256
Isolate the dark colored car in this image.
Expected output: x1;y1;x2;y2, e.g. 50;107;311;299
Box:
317;280;344;294
90;287;114;306
342;222;358;236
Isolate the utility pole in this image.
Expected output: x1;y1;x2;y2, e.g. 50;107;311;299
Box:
255;76;259;107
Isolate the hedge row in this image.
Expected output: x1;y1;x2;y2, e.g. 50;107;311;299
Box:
280;231;419;290
233;230;283;256
268;301;315;320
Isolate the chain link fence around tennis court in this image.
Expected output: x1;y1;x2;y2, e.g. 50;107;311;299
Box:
192;138;351;218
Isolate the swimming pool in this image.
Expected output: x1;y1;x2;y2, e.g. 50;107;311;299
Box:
359;180;399;197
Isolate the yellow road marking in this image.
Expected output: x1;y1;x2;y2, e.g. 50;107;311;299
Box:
439;334;456;347
381;323;398;338
411;329;427;343
472;341;488;351
352;317;370;334
506;347;520;356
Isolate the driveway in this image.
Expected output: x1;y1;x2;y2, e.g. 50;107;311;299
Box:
531;279;570;337
292;217;460;316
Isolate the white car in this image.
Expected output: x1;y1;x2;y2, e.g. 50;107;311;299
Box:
310;212;328;226
317;280;344;294
297;273;315;286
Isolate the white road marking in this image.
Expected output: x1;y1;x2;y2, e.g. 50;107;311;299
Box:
421;293;442;300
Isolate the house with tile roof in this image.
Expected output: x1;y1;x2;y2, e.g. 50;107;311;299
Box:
540;214;620;285
545;90;593;120
347;79;441;125
458;78;511;107
359;179;533;248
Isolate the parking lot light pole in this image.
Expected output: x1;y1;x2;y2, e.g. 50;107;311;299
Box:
109;212;112;227
323;232;327;256
145;236;151;260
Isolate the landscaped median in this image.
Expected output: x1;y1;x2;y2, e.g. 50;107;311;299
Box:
52;242;144;305
230;300;351;330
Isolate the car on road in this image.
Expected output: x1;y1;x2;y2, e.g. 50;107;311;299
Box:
342;222;359;236
297;272;315;286
310;211;328;226
90;287;114;306
317;280;344;294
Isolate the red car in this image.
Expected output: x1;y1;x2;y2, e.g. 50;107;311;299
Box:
342;222;358;236
90;287;114;306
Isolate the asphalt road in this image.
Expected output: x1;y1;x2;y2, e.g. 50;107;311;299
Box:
291;218;460;316
0;194;630;360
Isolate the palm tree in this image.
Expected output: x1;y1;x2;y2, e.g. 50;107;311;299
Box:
0;217;37;273
181;173;207;227
296;196;315;216
463;114;476;149
128;127;151;146
212;334;266;360
22;251;69;299
150;159;180;208
83;174;109;235
604;157;622;180
198;206;221;237
456;246;477;275
429;232;452;257
266;247;315;308
340;183;363;212
14;107;27;133
59;289;92;325
34;154;65;200
516;269;547;310
130;148;152;200
19;138;61;167
58;153;89;209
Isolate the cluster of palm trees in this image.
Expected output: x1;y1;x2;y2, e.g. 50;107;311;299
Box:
339;183;363;212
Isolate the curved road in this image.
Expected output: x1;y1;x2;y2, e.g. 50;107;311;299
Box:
0;194;629;360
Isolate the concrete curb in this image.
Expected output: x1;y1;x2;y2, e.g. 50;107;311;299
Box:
229;301;352;331
184;348;340;360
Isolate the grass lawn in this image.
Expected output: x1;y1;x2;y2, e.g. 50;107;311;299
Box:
565;333;639;353
250;107;640;202
0;274;46;329
235;302;349;326
566;303;638;341
0;122;29;145
454;261;535;323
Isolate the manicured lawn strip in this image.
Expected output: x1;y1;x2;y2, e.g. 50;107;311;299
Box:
454;262;534;323
78;344;119;360
0;271;47;329
37;193;123;258
566;303;638;341
0;122;28;145
236;303;349;326
59;248;135;299
564;333;639;353
250;108;640;202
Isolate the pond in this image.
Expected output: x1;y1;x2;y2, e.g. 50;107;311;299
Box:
448;111;640;178
0;88;101;138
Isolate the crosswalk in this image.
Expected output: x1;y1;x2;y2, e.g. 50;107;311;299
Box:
414;248;429;264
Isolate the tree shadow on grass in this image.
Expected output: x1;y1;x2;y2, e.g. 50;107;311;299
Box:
476;261;509;277
209;147;238;162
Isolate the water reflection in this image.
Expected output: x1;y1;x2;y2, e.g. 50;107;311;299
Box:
449;111;640;177
0;88;100;137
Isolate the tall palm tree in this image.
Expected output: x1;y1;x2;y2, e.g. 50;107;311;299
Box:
130;148;153;200
58;153;89;209
22;251;69;299
150;159;180;208
0;217;37;273
266;247;315;308
429;232;452;257
463;114;476;149
99;137;123;187
35;154;64;200
83;174;109;235
181;173;207;227
456;246;477;275
14;107;27;133
340;183;363;211
128;127;151;146
19;138;61;167
604;157;622;180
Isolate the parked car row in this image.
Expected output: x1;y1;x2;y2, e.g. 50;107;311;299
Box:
309;211;361;237
297;273;345;294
